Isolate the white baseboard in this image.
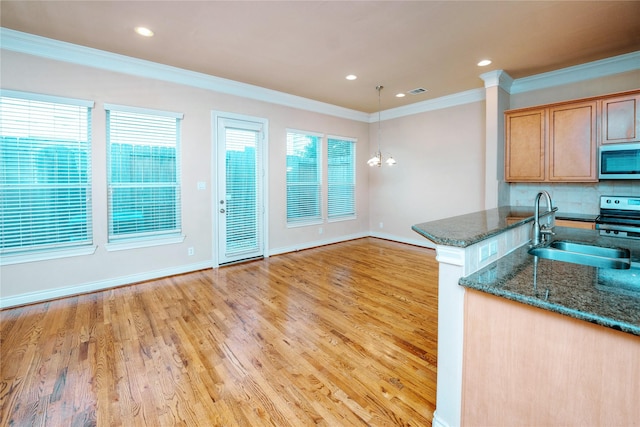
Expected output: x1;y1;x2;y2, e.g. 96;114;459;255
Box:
268;231;436;257
432;411;450;427
0;260;212;309
1;232;435;309
268;232;369;256
369;231;436;249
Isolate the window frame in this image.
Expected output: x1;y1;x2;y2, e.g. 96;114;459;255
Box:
0;89;96;265
104;103;185;251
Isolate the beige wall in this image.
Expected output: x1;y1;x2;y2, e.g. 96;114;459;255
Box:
0;50;372;303
2;47;636;305
368;101;486;244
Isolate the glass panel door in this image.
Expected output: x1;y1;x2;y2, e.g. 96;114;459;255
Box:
215;115;265;264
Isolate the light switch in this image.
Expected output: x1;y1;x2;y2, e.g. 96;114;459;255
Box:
197;181;206;190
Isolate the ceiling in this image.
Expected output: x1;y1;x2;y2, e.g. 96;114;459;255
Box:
1;1;639;113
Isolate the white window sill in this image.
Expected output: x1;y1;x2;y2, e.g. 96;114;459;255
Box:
328;215;357;223
1;245;98;266
286;219;324;229
105;234;186;252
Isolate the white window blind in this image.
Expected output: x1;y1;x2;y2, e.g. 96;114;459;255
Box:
105;104;182;242
225;126;261;253
0;91;93;255
286;130;321;225
327;137;355;220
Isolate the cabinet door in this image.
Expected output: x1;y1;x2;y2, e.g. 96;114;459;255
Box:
601;93;640;144
548;101;597;182
505;109;546;182
555;219;595;230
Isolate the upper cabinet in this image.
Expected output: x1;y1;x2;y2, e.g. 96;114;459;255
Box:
548;101;597;182
505;89;640;183
505;109;546;182
601;92;640;144
505;100;597;182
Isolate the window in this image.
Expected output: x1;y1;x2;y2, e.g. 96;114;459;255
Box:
105;104;183;244
327;137;355;220
286;130;321;225
0;90;93;258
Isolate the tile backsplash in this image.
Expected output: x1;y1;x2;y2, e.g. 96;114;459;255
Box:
509;182;640;215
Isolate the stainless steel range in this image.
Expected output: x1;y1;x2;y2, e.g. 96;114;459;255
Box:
596;196;640;240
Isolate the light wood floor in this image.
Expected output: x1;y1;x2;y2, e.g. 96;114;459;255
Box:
1;237;439;426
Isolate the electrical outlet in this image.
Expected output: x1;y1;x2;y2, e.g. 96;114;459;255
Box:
479;241;497;262
197;181;206;190
319;227;324;235
379;222;384;229
188;247;194;256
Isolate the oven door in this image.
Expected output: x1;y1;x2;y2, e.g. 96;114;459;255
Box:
596;217;640;239
599;142;640;179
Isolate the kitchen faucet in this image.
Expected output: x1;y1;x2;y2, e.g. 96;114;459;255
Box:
532;190;556;246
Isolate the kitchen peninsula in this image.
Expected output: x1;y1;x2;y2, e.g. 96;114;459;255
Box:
412;207;640;427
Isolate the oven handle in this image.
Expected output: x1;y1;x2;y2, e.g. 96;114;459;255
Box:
596;223;640;233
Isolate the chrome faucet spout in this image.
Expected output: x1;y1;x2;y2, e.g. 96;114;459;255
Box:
533;191;555;246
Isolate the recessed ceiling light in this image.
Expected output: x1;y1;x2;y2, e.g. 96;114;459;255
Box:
135;27;154;37
477;59;492;67
345;74;357;80
395;93;406;98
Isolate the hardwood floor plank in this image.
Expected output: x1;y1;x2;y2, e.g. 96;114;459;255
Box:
1;237;438;426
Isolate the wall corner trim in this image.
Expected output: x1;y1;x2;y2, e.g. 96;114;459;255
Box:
480;69;514;92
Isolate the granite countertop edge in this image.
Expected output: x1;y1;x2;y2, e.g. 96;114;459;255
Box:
460;277;640;336
411;206;594;248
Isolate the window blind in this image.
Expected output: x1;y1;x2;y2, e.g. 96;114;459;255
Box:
225;126;261;253
327;137;355;219
286;130;321;224
0;91;93;255
105;105;182;241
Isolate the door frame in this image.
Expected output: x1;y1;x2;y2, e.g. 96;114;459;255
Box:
211;111;269;267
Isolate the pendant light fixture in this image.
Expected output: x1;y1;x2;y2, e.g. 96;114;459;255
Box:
368;85;396;167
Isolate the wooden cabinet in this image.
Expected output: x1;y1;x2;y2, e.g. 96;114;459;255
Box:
555;219;595;230
548;101;597;181
505;101;597;182
462;290;640;426
505;109;546;181
601;92;640;144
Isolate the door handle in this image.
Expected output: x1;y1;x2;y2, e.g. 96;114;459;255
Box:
220;208;226;213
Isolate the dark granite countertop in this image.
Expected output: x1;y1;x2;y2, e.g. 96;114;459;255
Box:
460;227;640;336
412;208;639;336
411;206;597;248
412;206;536;247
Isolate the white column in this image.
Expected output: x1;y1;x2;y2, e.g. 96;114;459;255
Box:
432;245;467;427
480;70;513;209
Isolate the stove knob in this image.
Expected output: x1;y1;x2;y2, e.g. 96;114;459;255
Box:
614;230;619;235
615;199;620;204
606;199;611;204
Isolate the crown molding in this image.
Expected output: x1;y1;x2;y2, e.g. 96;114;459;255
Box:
0;28;370;122
510;50;640;94
372;88;486;122
2;28;638;123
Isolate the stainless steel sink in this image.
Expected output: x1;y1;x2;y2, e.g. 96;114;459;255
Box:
549;241;630;259
528;241;631;270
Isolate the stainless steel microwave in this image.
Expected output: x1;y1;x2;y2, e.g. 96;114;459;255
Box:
599;142;640;179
